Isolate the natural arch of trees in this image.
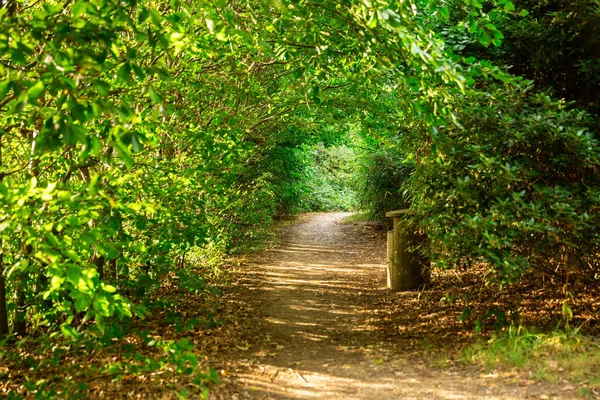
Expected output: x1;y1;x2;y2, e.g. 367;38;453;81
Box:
1;0;599;394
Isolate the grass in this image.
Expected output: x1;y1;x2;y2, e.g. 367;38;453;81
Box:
342;211;382;224
460;326;600;395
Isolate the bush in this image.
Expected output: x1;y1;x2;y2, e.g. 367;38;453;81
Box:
410;88;600;283
355;136;414;219
266;143;358;215
304;144;358;212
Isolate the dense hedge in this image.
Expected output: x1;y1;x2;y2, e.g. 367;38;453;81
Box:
411;89;600;283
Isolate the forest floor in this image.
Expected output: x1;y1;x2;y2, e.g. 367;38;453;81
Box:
207;212;589;400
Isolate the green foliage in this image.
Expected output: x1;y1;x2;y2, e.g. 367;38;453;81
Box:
354;136;414;219
1;0;415;342
1;0;599;394
302;144;358;212
0;0;485;389
409;88;600;283
262;142;358;215
469;0;600;112
461;326;600;392
1;332;219;398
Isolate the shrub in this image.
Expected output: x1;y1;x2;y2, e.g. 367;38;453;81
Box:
410;88;600;283
355;136;414;219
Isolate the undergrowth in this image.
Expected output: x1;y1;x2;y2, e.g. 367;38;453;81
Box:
460;326;600;396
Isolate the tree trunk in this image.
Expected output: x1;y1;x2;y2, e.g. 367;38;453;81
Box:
93;253;105;280
12;273;26;337
0;255;9;337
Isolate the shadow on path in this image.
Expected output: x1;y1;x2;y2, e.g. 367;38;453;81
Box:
211;213;571;400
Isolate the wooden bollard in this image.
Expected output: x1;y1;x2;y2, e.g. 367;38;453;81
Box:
385;209;427;291
387;230;394;288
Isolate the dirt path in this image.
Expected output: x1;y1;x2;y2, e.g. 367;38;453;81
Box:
210;213;574;399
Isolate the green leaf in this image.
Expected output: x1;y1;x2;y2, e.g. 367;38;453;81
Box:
468;15;478;34
131;134;142;152
0;80;10;99
439;7;449;20
103;284;117;293
138;7;149;23
93;294;111;317
268;0;286;11
28;81;45;101
117;63;132;83
430;126;439;139
562;301;573;319
65;249;80;262
71;2;89;17
366;15;377;29
61;325;79;340
114;140;133;169
147;85;162;103
132;63;146;80
458;306;471;322
9;49;27;65
94;80;111;96
479;30;492;47
75;295;92;313
381;9;402;28
67;264;82;286
149;9;162;26
503;1;515;11
519;9;529;17
96;315;105;332
50;276;63;292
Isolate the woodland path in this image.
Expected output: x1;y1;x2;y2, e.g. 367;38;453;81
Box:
209;213;573;399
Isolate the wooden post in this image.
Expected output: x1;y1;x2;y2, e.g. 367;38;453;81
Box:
387;230;394;288
385;209;427;291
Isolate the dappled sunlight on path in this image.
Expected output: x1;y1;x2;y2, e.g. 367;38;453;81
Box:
210;213;573;400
